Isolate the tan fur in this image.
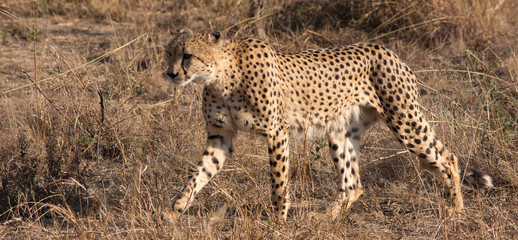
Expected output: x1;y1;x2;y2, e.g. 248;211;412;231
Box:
160;30;492;222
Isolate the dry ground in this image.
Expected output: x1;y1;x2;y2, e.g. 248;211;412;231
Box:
0;0;517;239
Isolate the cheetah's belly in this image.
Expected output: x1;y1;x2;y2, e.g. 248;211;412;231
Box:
287;105;364;140
230;108;268;135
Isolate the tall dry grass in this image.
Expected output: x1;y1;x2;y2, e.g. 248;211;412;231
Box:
0;0;517;239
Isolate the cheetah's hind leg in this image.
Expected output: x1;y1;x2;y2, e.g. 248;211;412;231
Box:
311;107;377;220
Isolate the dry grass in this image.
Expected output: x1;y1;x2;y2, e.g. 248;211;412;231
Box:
0;0;517;239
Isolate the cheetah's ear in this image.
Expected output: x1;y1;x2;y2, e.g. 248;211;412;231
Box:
212;31;221;40
209;31;221;43
178;28;192;35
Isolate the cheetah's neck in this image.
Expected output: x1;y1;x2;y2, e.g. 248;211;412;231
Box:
204;41;243;100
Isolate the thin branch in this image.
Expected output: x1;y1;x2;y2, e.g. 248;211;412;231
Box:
98;89;105;124
22;71;69;122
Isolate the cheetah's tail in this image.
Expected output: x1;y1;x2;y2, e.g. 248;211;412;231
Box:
459;168;494;188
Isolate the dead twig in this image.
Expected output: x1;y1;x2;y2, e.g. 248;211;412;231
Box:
98;89;105;124
22;71;68;122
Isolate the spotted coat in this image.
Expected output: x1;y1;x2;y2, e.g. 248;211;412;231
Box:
162;29;492;222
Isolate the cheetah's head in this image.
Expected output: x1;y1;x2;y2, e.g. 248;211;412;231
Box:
164;29;222;86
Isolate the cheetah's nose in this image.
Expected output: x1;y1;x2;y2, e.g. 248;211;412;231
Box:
167;72;179;79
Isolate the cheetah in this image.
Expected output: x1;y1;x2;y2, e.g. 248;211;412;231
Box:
162;29;493;222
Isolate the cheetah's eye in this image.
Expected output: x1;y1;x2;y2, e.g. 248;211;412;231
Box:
183;53;192;60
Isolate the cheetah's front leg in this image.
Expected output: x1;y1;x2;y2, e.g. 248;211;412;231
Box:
163;126;235;223
267;128;291;221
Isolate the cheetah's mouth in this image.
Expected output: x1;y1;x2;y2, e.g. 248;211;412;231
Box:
178;75;196;86
163;71;189;86
169;78;186;86
168;74;196;87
